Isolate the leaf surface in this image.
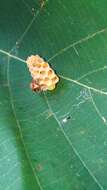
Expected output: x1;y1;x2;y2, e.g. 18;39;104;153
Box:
0;0;107;189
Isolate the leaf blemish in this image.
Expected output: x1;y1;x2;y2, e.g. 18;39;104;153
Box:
62;116;71;123
46;111;53;119
35;163;43;172
32;7;35;15
40;0;48;9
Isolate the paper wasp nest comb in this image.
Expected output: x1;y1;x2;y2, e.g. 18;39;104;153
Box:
26;55;59;92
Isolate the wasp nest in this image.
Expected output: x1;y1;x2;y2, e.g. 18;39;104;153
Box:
26;55;59;92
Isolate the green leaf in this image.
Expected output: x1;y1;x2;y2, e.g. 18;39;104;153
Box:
0;0;107;189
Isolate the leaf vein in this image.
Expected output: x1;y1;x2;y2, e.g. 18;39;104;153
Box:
77;66;107;81
48;27;107;62
60;74;107;95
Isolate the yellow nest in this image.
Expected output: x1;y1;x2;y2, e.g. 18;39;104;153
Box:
26;55;59;91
